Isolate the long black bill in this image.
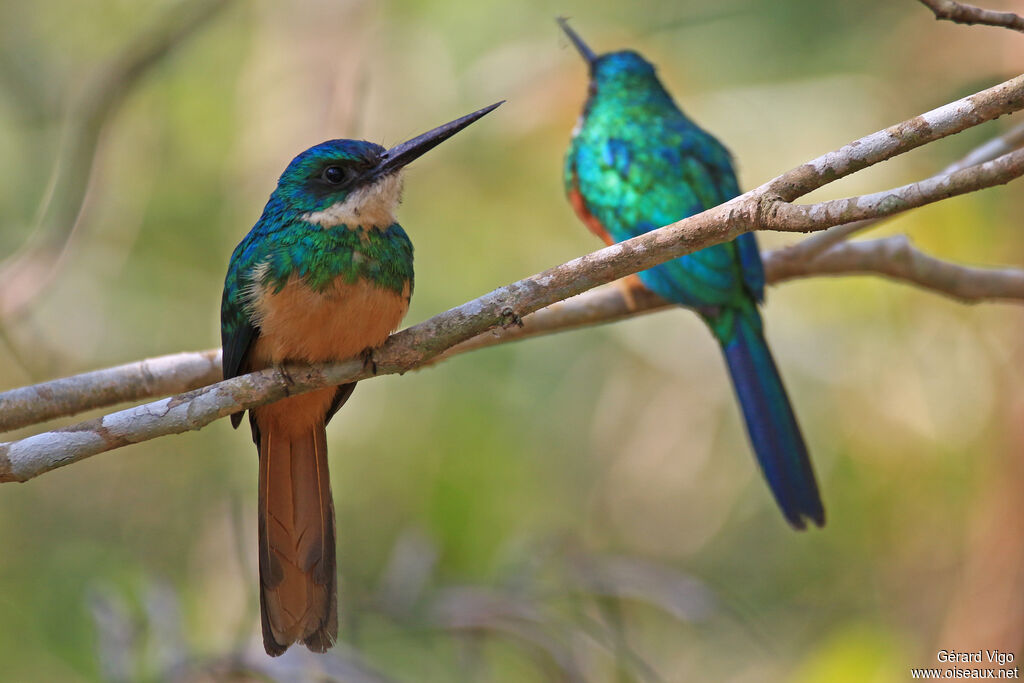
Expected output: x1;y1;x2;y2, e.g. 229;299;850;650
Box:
556;17;597;67
375;101;504;176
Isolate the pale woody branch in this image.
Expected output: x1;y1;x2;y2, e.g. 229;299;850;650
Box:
766;236;1024;302
0;351;221;434
3;66;1024;483
918;0;1024;33
781;120;1024;261
760;74;1024;202
438;238;1024;353
765;148;1024;231
3;234;1019;437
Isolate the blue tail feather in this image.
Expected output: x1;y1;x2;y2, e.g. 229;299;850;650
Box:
720;309;824;529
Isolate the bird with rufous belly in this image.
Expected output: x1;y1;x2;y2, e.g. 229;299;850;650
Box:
220;102;502;655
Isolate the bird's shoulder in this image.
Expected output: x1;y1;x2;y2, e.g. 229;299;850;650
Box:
567;107;764;303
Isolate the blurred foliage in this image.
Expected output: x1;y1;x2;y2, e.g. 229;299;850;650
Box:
1;0;1023;681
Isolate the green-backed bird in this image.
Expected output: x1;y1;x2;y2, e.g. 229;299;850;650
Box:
220;102;502;655
558;19;823;529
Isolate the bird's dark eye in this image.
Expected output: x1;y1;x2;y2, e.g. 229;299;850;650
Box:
322;166;346;184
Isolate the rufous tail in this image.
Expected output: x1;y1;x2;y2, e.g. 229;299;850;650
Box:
256;416;337;656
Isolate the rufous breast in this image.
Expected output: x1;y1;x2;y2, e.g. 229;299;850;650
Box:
247;275;411;367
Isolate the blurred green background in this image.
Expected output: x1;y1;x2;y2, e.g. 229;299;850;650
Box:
2;0;1023;680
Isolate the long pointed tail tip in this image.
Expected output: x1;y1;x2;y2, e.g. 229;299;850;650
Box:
782;464;825;531
784;501;826;531
775;465;825;530
718;309;826;533
778;489;827;532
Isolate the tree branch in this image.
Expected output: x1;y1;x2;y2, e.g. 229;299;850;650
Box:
918;0;1024;33
766;236;1024;302
3;235;1020;437
3;68;1024;483
779;119;1024;261
0;351;221;434
760;73;1024;201
765;147;1024;231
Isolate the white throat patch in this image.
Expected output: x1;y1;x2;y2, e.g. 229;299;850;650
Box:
302;172;404;229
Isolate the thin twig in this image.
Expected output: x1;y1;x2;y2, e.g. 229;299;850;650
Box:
0;350;221;434
765;148;1024;231
759;73;1024;202
918;0;1024;33
767;236;1024;302
781;119;1024;261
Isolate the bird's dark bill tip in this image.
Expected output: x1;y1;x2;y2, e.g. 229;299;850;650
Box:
433;100;505;135
476;100;505;116
377;101;504;175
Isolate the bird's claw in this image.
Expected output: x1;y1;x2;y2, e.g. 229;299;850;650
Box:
500;306;524;329
276;364;297;393
617;276;642;312
274;366;294;387
360;347;378;376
